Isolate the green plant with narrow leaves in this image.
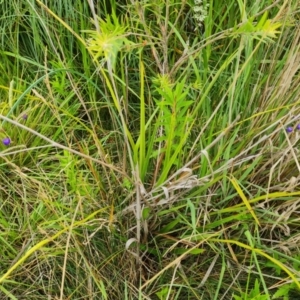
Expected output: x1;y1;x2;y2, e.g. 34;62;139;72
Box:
151;75;194;185
0;0;299;299
233;279;269;300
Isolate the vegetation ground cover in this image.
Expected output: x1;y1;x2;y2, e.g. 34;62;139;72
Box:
0;0;300;299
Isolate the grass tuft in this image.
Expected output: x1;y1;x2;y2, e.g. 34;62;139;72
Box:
0;0;300;299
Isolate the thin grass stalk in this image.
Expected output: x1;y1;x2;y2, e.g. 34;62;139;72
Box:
0;208;108;284
0;114;126;176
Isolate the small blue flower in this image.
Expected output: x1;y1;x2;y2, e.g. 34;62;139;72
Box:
297;124;300;130
2;137;11;146
286;127;293;133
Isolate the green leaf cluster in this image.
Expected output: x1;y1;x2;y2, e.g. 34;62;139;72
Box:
152;76;194;184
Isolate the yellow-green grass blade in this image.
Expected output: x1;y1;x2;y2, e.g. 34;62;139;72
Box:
229;176;260;226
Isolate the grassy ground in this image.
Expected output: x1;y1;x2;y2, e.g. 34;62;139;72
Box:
0;0;300;299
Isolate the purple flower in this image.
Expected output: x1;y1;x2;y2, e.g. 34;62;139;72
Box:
286;127;293;133
297;124;300;130
2;137;11;146
22;114;28;120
